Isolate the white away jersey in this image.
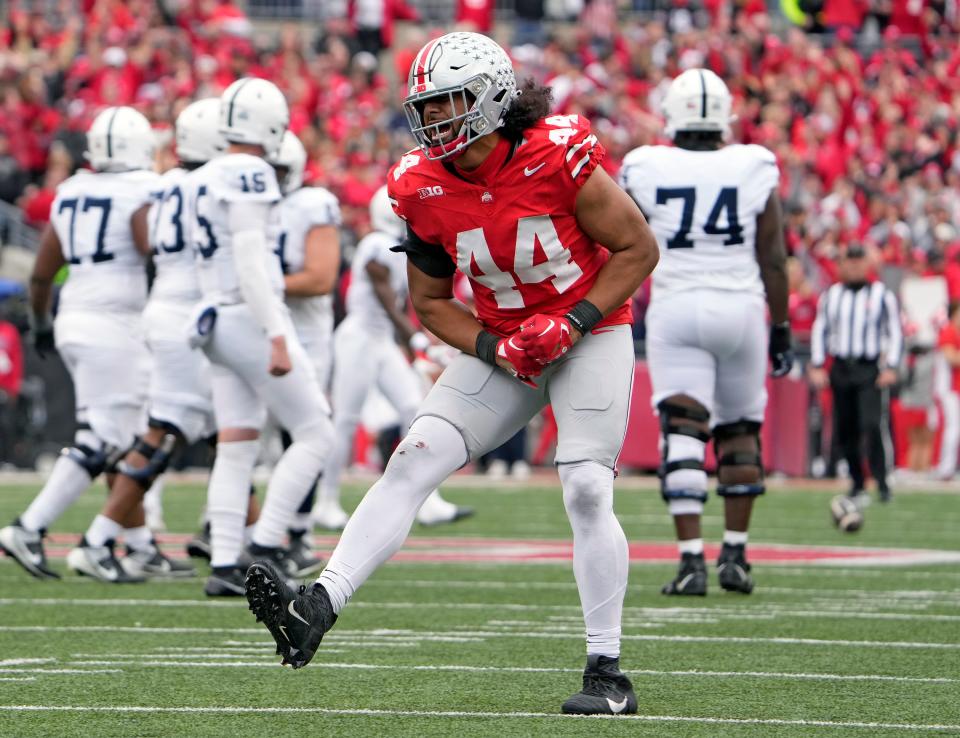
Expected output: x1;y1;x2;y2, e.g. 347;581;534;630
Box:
276;186;341;342
345;230;408;336
51;168;159;313
183;153;283;305
149;167;201;303
619;144;778;297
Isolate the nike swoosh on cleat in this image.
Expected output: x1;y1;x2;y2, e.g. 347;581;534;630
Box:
607;696;629;714
288;600;310;625
278;624;291;643
678;573;695;590
524;162;545;176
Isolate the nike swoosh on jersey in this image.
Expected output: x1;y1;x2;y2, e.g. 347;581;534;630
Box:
524;162;546;176
288;600;310;625
607;696;629;714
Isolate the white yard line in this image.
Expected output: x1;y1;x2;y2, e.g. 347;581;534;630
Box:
2;597;957;624
61;657;960;684
2;624;952;650
0;704;958;731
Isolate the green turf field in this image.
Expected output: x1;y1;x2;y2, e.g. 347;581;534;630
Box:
0;477;959;737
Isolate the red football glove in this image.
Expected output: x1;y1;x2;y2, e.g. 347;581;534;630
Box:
519;314;574;365
496;334;541;387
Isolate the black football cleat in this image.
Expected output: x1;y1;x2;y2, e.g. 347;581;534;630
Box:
561;655;638;715
717;542;754;594
185;523;211;561
245;560;337;669
661;552;707;596
0;519;61;579
204;566;247;597
284;531;325;578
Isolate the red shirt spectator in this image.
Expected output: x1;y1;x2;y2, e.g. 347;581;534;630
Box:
456;0;494;32
938;322;960;393
0;321;23;399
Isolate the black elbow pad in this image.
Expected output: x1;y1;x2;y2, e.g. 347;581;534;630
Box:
391;225;457;279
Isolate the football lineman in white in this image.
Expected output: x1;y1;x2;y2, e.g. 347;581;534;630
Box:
316;185;472;530
0;106;160;579
269;130;340;573
184;78;334;596
65;98;226;583
619;69;793;596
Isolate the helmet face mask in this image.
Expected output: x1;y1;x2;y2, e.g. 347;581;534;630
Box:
268;130;306;194
403;32;517;161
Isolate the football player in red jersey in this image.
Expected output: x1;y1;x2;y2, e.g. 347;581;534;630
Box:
244;31;659;715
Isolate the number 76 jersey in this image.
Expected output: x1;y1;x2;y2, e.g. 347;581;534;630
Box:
387;114;632;337
618;143;778;298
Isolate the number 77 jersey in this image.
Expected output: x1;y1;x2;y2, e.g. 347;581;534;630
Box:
618;143;779;298
387;114;633;337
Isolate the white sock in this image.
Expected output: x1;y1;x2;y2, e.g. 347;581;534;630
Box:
207;439;259;568
558;461;627;660
123;525;153;551
85;514;122;547
317;416;467;614
678;538;704;555
291;512;312;534
724;530;748;546
252;429;329;549
20;454;93;532
244;524;256;544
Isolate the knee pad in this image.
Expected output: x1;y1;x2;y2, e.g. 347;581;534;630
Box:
657;400;710;504
116;432;179;490
288;417;334;453
383;415;468;487
713;420;765;497
559;461;614;520
66;424;125;479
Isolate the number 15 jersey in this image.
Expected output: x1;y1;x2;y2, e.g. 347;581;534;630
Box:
618;144;778;298
387;114;632;337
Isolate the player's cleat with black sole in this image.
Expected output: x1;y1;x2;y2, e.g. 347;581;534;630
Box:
285;531;325;578
561;655;638;715
878;487;892;504
246;542;297;578
717;542;754;594
204;566;247;597
185;524;211;561
417;505;475;527
244;560;337;669
661;552;707;595
122;543;196;579
0;519;60;579
67;538;146;583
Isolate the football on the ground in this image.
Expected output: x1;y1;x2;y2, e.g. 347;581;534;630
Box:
830;495;864;533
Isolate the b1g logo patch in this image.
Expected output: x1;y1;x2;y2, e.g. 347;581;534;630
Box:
418;185;444;199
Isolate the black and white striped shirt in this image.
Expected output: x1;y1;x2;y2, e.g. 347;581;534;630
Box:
810;281;903;368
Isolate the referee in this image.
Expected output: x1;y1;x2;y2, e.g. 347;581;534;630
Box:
809;246;903;502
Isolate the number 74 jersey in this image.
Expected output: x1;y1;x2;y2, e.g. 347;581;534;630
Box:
618;143;779;298
388;114;632;337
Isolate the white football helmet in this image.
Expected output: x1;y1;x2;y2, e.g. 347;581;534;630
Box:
403;32;518;160
85;106;156;172
269;131;307;194
662;68;733;140
175;98;225;165
218;77;289;158
370;185;405;240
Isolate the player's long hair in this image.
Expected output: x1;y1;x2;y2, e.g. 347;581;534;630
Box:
500;79;554;142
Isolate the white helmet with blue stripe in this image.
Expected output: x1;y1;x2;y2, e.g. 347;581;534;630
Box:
662;68;733;140
85;106;156;172
218;77;289;158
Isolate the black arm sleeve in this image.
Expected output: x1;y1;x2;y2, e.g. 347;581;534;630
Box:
390;224;457;279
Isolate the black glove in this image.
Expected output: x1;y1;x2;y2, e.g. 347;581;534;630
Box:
31;317;56;359
769;321;794;378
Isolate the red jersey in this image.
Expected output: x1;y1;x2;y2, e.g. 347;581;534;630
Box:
938;323;960;394
387;114;632;337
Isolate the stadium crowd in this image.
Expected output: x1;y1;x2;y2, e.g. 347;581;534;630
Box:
1;0;959;477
